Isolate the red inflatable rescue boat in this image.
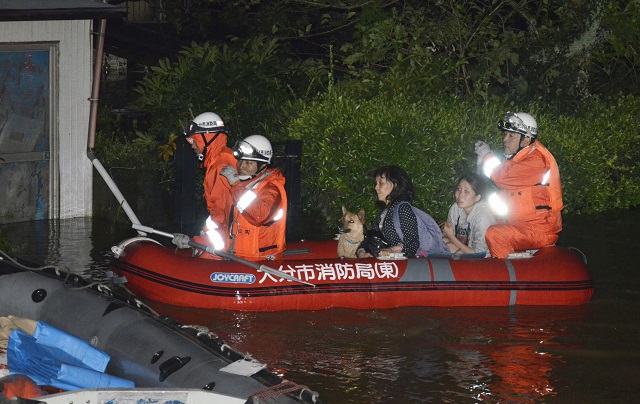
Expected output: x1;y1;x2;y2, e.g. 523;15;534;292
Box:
109;237;594;311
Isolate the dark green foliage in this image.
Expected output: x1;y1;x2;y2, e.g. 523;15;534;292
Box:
145;0;640;106
94;106;166;171
103;0;640;237
0;227;14;252
287;90;640;231
335;1;640;109
543;96;640;214
287;90;498;229
130;36;326;144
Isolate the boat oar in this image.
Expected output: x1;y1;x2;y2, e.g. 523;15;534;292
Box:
88;150;146;235
132;223;315;287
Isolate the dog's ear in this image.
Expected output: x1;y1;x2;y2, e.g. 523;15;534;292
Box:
357;209;366;223
342;205;347;216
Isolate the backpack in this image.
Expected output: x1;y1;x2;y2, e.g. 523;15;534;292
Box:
392;202;449;257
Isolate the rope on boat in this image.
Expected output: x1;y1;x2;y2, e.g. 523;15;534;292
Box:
0;249;101;291
0;250;81;287
181;324;219;340
0;250;158;316
0;250;57;272
187;327;261;366
249;380;318;402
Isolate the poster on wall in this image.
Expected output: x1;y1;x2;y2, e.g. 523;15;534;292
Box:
0;49;50;223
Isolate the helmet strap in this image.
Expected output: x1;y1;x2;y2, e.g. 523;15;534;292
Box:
516;133;526;154
513;134;535;156
239;161;268;182
198;131;221;160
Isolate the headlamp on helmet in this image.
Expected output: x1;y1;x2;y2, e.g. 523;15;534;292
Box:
232;135;273;164
497;111;537;138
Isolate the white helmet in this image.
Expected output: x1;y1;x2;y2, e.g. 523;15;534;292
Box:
233;135;273;164
184;112;225;136
497;111;538;138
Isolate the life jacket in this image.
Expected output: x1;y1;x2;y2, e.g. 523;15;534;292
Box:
490;141;563;220
227;168;287;261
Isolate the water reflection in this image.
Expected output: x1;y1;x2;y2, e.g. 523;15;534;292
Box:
1;210;640;403
0;217;128;276
146;302;592;403
1;218;94;272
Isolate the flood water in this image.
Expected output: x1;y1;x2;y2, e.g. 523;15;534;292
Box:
1;209;639;403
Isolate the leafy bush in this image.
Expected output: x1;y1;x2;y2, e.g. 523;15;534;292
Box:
287;90;497;232
542;96;640;213
110;19;640;237
287;88;640;234
130;36;326;145
336;1;640;110
94;106;169;172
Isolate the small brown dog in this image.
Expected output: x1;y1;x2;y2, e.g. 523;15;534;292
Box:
337;206;366;258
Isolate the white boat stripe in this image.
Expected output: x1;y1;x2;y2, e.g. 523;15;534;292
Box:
399;259;455;282
505;259;517;305
431;259;456;282
398;259;430;282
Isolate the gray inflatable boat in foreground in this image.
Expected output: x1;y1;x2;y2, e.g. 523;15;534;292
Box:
0;254;321;404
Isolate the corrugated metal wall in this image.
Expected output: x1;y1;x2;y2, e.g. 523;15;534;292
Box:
0;19;93;220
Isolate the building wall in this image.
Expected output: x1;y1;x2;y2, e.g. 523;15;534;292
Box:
0;19;93;219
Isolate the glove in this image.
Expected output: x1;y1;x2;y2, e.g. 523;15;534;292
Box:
220;165;240;186
172;233;191;249
475;140;493;166
474;140;491;158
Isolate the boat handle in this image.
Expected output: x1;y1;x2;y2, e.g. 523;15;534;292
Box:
158;356;191;382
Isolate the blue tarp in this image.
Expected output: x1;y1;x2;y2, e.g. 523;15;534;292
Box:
7;321;134;390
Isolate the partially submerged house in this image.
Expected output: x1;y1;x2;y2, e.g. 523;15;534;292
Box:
0;0;126;224
1;1;302;238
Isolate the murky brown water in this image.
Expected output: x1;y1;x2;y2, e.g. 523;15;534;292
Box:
2;209;639;403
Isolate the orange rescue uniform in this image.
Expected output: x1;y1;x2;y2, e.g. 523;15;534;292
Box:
190;132;237;255
483;141;563;258
227;168;287;261
200;133;237;231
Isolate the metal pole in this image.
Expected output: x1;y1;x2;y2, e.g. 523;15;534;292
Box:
87;19;106;151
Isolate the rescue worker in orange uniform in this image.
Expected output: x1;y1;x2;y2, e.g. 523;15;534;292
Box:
183;112;237;251
219;135;287;261
474;112;563;258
